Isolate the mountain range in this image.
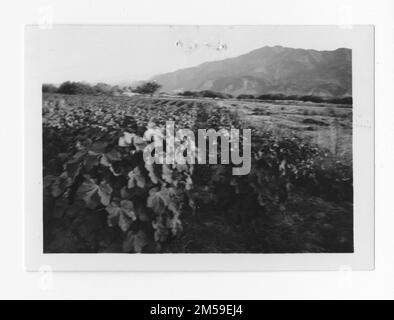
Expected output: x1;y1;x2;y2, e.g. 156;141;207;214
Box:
152;45;352;97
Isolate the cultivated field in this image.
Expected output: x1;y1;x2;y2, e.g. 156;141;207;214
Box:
42;93;353;253
183;97;352;165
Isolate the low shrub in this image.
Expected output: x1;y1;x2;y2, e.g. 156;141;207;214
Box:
237;94;256;100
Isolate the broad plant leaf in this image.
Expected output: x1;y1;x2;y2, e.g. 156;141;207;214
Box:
128;167;146;189
122;230;148;253
51;173;72;198
147;188;166;215
77;177;113;208
105;200;136;232
118;132;136;147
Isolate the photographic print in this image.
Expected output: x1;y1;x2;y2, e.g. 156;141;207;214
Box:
24;25;374;268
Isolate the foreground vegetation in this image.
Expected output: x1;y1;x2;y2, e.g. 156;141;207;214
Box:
42;93;353;253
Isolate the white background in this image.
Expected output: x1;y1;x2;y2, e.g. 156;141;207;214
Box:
0;0;393;299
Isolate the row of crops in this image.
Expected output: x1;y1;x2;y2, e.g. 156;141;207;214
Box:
43;93;353;253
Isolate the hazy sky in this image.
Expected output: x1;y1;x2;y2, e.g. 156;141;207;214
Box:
25;25;355;84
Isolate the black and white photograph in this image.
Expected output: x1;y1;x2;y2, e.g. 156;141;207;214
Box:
29;25;358;255
3;0;394;301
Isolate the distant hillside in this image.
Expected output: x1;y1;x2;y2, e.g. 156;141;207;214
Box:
152;46;352;97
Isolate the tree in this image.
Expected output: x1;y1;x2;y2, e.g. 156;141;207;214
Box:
42;84;58;93
57;81;96;95
133;81;161;96
93;82;113;95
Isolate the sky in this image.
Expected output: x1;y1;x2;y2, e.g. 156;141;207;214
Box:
25;25;355;85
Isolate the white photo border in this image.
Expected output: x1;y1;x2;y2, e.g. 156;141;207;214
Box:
24;25;374;271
